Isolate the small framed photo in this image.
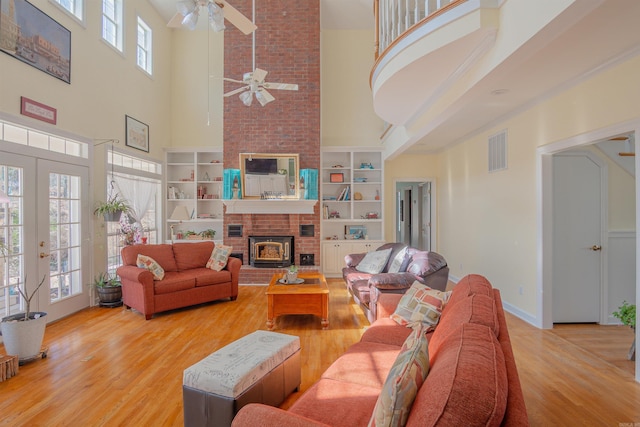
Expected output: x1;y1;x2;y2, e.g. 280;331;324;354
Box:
125;115;149;152
330;172;344;183
346;225;367;239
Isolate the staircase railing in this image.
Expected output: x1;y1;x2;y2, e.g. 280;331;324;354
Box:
374;0;468;60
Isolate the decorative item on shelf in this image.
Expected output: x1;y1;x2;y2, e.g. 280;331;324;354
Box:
232;176;240;199
354;177;367;182
360;162;374;169
223;169;241;199
202;172;210;181
299;175;305;200
354;192;363;200
375;189;380;200
362;211;379;219
199;229;216;240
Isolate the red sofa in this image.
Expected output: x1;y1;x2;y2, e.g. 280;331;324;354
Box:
116;242;241;320
232;274;529;426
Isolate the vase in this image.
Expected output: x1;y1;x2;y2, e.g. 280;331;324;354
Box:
286;272;298;284
0;312;47;362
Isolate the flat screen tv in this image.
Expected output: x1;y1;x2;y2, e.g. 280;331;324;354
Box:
245;158;278;175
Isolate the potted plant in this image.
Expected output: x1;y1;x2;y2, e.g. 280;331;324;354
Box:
91;272;122;307
0;240;48;362
94;194;131;222
286;265;299;284
613;301;636;361
199;229;216;240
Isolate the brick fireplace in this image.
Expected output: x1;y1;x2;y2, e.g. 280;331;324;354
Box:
223;1;320;283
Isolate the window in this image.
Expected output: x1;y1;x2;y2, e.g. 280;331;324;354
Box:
0;118;88;158
102;0;123;51
51;0;84;22
105;151;162;275
136;17;153;75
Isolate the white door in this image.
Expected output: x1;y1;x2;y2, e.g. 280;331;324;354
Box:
421;182;431;251
552;152;603;323
0;154;90;323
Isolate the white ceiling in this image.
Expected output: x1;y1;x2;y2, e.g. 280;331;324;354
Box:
148;0;375;30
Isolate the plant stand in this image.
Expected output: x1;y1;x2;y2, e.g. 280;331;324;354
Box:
18;347;48;366
99;299;123;308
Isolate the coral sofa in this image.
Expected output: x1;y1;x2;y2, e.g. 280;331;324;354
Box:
343;242;449;322
116;242;241;320
232;274;529;426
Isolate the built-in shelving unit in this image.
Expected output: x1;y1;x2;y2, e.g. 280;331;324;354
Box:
165;148;224;243
320;147;385;276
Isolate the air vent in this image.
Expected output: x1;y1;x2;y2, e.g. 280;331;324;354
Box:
227;224;243;237
488;130;508;172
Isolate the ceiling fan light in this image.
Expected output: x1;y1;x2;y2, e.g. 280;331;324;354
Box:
208;3;226;32
239;91;253;106
182;9;200;30
177;0;198;16
255;90;269;107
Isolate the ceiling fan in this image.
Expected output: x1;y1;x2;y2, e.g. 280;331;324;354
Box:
168;0;257;34
609;134;635;156
222;0;298;106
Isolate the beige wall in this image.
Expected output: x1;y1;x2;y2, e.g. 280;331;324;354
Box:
321;30;384;147
0;0;173;272
436;54;640;317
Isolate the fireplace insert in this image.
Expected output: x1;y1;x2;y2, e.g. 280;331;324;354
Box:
249;235;294;268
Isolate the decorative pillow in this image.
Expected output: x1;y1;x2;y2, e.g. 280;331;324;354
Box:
356;248;393;274
391;281;452;329
369;323;430;427
387;247;408;273
206;244;233;271
398;253;412;272
136;254;165;280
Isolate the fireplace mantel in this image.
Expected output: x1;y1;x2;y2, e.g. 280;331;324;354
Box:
223;199;317;214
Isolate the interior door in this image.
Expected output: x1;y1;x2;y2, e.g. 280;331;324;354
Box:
421;182;431;251
0;153;90;323
552;152;602;323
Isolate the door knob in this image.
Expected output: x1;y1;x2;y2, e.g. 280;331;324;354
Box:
40;252;50;258
590;245;602;251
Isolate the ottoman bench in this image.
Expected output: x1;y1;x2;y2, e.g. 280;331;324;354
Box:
182;330;301;427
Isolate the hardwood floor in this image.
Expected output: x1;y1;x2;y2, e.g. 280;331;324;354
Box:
0;278;638;426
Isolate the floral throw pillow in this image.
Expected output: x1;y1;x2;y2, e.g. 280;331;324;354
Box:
206;245;233;271
136;254;165;280
391;281;452;329
369;323;430;427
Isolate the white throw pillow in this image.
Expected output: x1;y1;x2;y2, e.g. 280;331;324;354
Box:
387;247;409;274
355;248;393;274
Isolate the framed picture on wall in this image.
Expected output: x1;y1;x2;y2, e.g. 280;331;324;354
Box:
125;115;149;152
0;0;71;84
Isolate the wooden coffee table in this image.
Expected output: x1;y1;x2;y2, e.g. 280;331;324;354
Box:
266;271;330;330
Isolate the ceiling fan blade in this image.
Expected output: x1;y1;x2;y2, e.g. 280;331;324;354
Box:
167;12;185;28
218;0;257;35
263;82;299;91
255;89;275;106
252;68;268;83
222;77;246;84
224;86;250;97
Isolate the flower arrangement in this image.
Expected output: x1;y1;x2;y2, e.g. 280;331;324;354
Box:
119;215;142;246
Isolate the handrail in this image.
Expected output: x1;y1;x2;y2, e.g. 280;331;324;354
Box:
373;0;468;60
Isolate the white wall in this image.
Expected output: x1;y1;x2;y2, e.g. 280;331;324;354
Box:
0;0;173;273
437;54;640;320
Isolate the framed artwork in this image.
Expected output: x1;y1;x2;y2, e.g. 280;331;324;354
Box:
125;115;149;152
330;172;344;183
20;96;57;124
345;225;367;239
0;0;71;84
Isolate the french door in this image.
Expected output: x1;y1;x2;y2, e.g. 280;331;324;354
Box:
1;153;90;323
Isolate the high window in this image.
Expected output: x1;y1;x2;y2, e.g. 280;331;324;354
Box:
136;17;153;75
102;0;123;52
51;0;84;22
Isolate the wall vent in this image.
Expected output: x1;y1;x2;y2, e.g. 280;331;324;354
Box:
227;224;243;237
488;130;508;172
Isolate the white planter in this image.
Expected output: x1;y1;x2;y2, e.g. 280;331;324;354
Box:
286;272;298;283
1;312;47;361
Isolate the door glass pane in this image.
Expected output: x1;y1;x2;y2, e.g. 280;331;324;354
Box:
0;165;25;317
49;173;82;303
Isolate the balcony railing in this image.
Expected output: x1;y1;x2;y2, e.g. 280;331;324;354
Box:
374;0;467;59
